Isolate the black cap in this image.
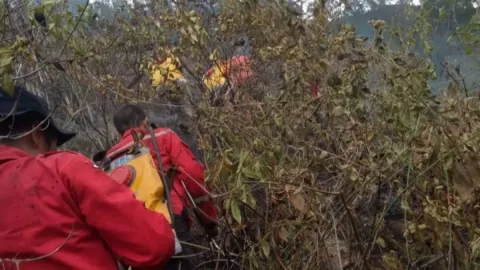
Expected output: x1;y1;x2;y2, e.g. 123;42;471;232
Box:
0;86;76;146
92;149;107;163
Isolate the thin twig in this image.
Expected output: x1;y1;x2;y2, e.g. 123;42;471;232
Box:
329;206;343;270
13;0;90;81
0;223;75;266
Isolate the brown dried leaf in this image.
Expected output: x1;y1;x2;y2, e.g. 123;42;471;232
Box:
289;193;306;213
277;227;289;242
383;251;402;270
452;157;480;201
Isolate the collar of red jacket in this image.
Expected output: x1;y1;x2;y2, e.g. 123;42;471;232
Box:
122;128;149;140
0;145;30;163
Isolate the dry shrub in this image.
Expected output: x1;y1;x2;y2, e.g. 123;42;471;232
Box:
190;3;480;270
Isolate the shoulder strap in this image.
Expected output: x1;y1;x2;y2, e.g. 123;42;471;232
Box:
147;123;176;229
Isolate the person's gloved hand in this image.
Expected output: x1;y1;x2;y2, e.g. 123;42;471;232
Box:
204;223;218;239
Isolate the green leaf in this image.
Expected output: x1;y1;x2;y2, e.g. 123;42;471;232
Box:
230;199;242;224
261;240;270;257
376;237;386;248
383;251;402;270
274;113;283;127
43;0;62;5
438;7;447;19
466;46;473;55
0;56;13;68
241;167;261;180
2;74;14;96
33;5;45;14
277;227;289;242
250;252;260;269
238;150;249;168
349;168;359;182
246;192;256;209
223;199;231;211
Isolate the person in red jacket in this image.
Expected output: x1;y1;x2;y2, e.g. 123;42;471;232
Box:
106;104;219;269
0;86;175;270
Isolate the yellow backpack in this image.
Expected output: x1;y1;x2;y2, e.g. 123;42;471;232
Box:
148;55;184;87
106;146;173;224
202;61;227;92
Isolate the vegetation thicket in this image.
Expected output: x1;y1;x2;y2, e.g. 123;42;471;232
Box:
1;0;480;268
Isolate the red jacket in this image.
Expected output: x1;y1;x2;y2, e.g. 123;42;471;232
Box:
0;146;174;270
106;127;218;226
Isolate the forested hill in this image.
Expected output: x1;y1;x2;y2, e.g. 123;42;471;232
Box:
343;2;479;92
